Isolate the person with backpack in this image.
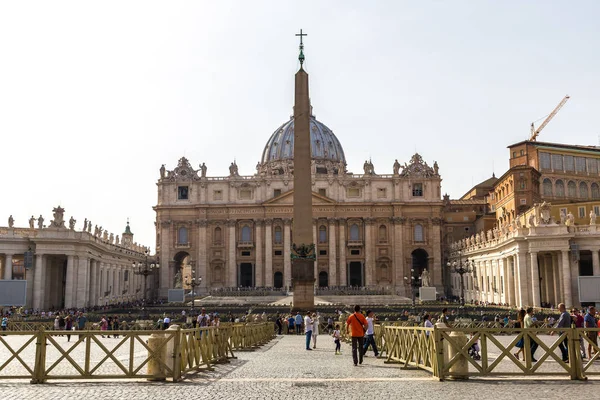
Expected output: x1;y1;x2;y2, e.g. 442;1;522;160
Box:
346;305;368;366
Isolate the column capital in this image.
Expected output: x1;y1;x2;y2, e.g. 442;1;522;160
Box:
196;219;208;227
364;217;375;224
226;219;237;227
327;217;338;225
392;216;406;225
264;218;273;225
283;218;292;225
254;218;264;226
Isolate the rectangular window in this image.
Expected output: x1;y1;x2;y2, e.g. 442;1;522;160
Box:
576;157;587;172
347;188;360;197
241;251;251;257
520;149;524;156
274;250;282;256
213;190;223;200
463;216;469;221
579;206;586;218
520;198;527;205
560;208;567;217
512;151;517;158
551;154;563;171
539;152;551;170
519;180;526;189
377;188;387;198
319;250;327;256
273;189;281;197
412;183;423;197
177;186;189;200
350;249;360;255
594;206;600;216
564;155;574;171
239;189;252;199
318;188;327;197
589;158;599;174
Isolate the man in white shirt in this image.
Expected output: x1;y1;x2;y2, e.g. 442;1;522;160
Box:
163;315;171;330
304;311;314;350
362;310;379;357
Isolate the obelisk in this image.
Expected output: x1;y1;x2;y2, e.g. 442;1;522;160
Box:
291;29;315;312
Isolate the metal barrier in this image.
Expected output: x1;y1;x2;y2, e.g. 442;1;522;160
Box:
0;322;273;383
381;325;600;381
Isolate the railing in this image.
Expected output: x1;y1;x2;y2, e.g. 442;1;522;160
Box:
0;322;273;383
381;325;600;381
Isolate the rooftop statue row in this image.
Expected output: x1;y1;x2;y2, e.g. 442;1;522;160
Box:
159;153;441;182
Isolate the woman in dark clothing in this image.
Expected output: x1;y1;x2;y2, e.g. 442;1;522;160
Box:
513;309;526;360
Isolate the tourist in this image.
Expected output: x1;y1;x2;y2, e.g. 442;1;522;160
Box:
212;313;220;328
163;314;171;330
54;315;60;331
76;312;87;339
275;314;283;335
584;306;597;359
65;315;73;342
524;307;538;362
1;314;7;335
513;309;526;360
295;312;303;335
100;316;108;338
423;314;433;337
551;303;571;363
362;310;379;357
312;313;319;348
571;308;586;359
288;315;295;334
333;324;341;355
327;316;334;334
346;305;368;366
304;311;314;350
113;316;120;339
439;308;450;326
197;308;210;331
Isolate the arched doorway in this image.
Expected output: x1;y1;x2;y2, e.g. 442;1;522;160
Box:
239;263;254;287
318;271;329;288
173;251;190;289
273;272;283;289
411;248;429;279
348;262;363;287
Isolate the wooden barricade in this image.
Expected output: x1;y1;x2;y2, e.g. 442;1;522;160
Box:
383;326;437;375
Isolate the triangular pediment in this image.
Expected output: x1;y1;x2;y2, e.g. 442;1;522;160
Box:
263;190;336;205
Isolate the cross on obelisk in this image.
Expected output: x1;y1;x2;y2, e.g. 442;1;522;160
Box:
291;29;315;312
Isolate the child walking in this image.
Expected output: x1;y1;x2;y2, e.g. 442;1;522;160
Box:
333;324;341;355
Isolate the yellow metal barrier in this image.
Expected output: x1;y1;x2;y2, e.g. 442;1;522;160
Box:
0;322;273;383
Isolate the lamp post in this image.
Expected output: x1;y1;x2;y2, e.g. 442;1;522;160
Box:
133;249;160;318
404;269;421;308
185;269;202;311
446;252;474;307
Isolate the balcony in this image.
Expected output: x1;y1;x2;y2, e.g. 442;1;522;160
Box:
347;240;363;247
175;242;190;249
237;241;254;248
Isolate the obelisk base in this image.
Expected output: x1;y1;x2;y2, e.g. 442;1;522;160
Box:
291;259;315;312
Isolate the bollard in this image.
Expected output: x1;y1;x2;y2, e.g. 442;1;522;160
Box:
446;330;469;380
165;325;180;376
146;331;167;381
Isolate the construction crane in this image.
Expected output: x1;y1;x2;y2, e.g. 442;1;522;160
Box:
529;95;570;141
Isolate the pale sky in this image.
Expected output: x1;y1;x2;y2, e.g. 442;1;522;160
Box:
1;1;599;250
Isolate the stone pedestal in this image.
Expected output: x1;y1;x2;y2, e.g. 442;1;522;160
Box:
291;259;315;312
146;332;167;381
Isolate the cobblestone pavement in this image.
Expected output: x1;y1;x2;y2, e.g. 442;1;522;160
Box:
0;334;599;399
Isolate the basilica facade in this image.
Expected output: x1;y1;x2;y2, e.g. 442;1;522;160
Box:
155;113;444;298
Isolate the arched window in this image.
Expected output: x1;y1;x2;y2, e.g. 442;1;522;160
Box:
414;224;424;242
274;226;282;244
241;226;251;242
568;181;577;198
555;180;565;197
579;182;589;199
378;225;387;242
349;224;360;241
178;227;188;244
214;265;222;282
543;178;553;197
214;227;222;245
318;225;327;243
592;183;600;199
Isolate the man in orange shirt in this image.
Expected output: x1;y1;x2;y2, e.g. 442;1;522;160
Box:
346;305;368;366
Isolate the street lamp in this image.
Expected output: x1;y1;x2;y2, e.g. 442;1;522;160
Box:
133;249;160;318
185;269;202;311
446;252;474;307
404;269;421;308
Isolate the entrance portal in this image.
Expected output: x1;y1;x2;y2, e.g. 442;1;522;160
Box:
348;262;363;287
318;271;328;288
239;263;253;287
274;272;283;289
411;248;429;278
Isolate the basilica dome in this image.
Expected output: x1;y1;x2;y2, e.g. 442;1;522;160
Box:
261;115;346;166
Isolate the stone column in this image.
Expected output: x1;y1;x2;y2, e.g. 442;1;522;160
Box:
530;252;540;307
592;248;600;276
255;219;263;287
197;220;208;293
312;219;318;283
264;219;273;287
328;218;337;286
505;257;514;306
64;255;76;308
364;218;373;287
32;254;45;310
89;259;97;307
283;218;292;289
561;250;573;308
339;219;347;287
76;258;90;308
228;220;237;287
552;253;561;305
431;218;442;287
25;261;35;309
3;254;13;280
393;217;405;296
516;252;529;307
500;258;507;304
